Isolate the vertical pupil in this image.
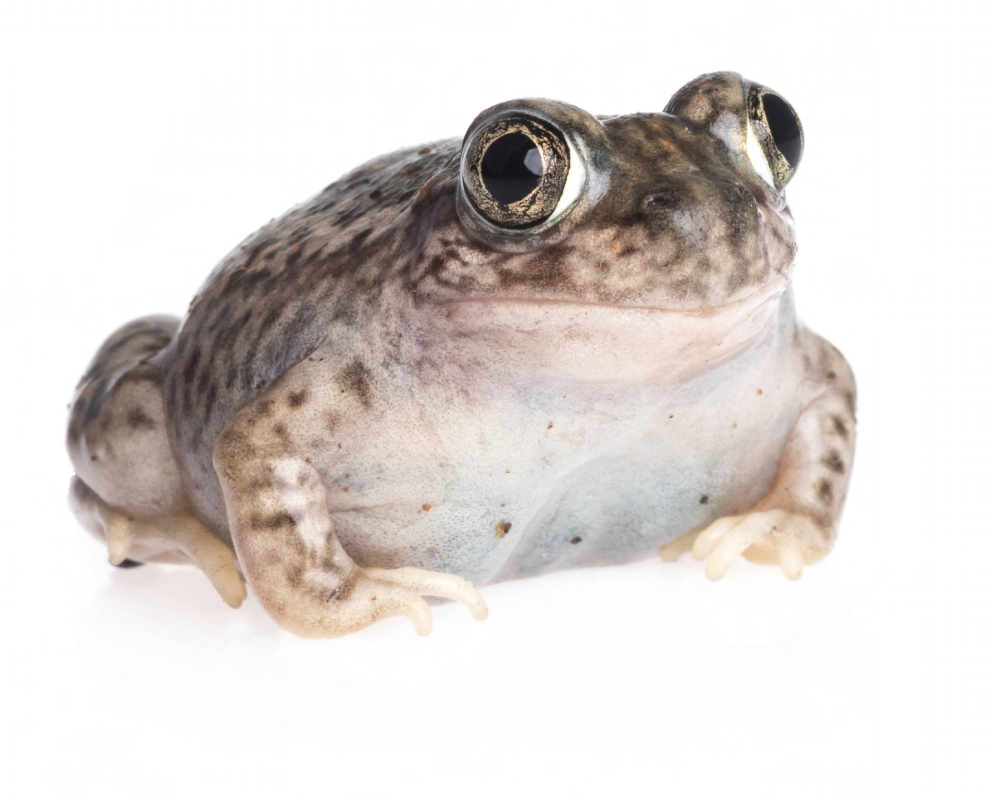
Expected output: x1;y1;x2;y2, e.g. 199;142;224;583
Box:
481;132;543;205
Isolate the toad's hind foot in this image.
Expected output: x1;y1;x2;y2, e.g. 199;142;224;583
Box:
69;477;247;608
329;567;488;638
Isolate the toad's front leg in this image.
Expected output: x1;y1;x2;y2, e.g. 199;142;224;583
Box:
662;329;857;580
213;418;487;638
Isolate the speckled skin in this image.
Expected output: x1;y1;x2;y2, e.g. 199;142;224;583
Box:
68;72;857;637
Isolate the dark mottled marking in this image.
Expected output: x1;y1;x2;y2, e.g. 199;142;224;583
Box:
699;495;709;505
182;350;199;385
348;227;373;253
570;536;582;544
285;563;304;587
338;360;373;408
287;389;308;408
826;371;837;380
495;521;512;539
818;479;833;504
832;416;848;438
822;451;845;474
125;407;155;430
250;511;297;530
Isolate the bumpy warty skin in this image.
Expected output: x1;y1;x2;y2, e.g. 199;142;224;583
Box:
67;71;857;636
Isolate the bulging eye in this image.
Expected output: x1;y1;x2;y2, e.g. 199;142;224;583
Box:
462;115;583;229
745;83;804;191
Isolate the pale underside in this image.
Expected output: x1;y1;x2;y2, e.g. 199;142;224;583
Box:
249;281;808;586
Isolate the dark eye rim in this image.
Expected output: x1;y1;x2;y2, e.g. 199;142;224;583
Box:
462;115;570;230
746;83;804;191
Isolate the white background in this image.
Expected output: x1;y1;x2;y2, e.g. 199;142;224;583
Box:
1;1;997;798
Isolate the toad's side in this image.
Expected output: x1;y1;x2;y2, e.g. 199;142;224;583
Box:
67;72;856;638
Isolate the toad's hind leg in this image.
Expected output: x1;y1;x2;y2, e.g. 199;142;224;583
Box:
66;315;245;607
69;477;246;607
212;388;488;637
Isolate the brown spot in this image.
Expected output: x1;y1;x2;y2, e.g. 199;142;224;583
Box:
547;422;553;429
822;451;845;474
818;479;833;504
732;422;738;428
669;414;674;419
418;146;431;155
699;495;709;505
832;416;848;438
342;487;349;492
826;371;837;380
287;389;308;408
500;503;505;507
182;350;199;385
273;423;288;438
422;504;431;511
757;389;763;395
570;536;582;544
338;360;373;408
125;407;155;430
495;521;512;539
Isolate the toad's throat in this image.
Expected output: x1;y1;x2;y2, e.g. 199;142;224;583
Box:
418;281;790;385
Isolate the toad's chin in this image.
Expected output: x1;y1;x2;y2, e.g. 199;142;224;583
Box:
414;279;791;386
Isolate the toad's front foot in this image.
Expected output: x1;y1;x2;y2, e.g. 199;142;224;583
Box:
658;506;833;581
690;507;833;581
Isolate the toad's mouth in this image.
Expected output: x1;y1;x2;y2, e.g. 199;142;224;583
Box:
422;274;790;316
427;278;788;322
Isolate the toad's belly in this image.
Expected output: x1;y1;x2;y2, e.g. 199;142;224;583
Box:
327;293;804;584
329;399;798;585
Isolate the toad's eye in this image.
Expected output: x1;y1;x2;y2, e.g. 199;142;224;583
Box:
462;115;583;229
745;83;804;192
